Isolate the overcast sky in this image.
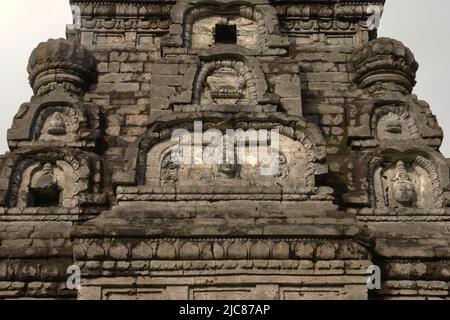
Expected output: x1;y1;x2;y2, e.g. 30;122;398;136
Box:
0;1;449;156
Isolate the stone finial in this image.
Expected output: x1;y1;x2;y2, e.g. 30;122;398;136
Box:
27;38;96;96
351;37;419;93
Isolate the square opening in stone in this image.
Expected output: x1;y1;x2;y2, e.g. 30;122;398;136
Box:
215;24;237;44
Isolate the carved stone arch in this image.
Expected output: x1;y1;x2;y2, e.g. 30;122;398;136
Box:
183;3;270;49
172;50;278;108
367;147;447;209
371;104;420;141
31;102;88;141
7;91;100;149
193;59;258;105
5;149;105;208
167;0;287;51
114;113;327;188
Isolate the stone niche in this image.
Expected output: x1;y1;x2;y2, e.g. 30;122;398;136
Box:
372;105;420;141
189;9;263;50
114;114;331;208
165;0;288;54
146;132;313;191
196;59;259;107
368;152;446;209
8;98;100;149
7;37;99;149
0;150;106;209
347;97;443;149
17;161;75;208
166;53;292;114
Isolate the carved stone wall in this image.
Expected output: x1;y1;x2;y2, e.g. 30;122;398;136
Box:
0;0;450;300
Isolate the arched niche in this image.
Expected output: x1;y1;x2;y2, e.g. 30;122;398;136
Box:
166;0;287;53
186;5;268;50
5;150;105;209
7;92;100;149
172;51;280;109
368;148;447;209
16;161;74;208
371;104;420;141
114;113;329;197
143;132;315;190
194;59;258;106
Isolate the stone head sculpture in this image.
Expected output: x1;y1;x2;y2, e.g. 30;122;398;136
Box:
392;160;416;207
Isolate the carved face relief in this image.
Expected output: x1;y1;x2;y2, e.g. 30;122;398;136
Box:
46;112;67;135
384;112;402;134
145;133;315;193
374;106;420;141
36;106;86;143
160;153;179;184
371;157;443;209
196;60;257;106
391;161;416;207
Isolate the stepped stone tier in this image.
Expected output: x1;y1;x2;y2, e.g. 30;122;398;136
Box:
0;0;449;300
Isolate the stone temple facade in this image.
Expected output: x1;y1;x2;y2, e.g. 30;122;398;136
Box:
0;0;449;300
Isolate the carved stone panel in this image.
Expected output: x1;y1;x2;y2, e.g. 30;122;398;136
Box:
145;133;315;192
35;106;88;143
191;15;260;50
370;157;444;209
195;60;257;106
16;161;78;208
373;105;420;141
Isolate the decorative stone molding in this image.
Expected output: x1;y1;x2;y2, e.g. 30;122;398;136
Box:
73;237;372;262
27;39;97;96
351;37;419;93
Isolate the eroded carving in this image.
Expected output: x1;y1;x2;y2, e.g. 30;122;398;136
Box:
34;105;88;143
373;105;420;141
185;5;269;50
369;156;444;209
195;60;257;106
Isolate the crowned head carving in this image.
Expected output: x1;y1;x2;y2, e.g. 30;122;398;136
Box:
352;38;418;93
370;155;444;209
27;39;96;96
391;161;416;207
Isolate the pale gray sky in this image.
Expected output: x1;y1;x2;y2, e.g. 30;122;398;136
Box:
0;1;449;155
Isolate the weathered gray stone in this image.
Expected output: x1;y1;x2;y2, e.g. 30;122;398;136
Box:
0;0;449;302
